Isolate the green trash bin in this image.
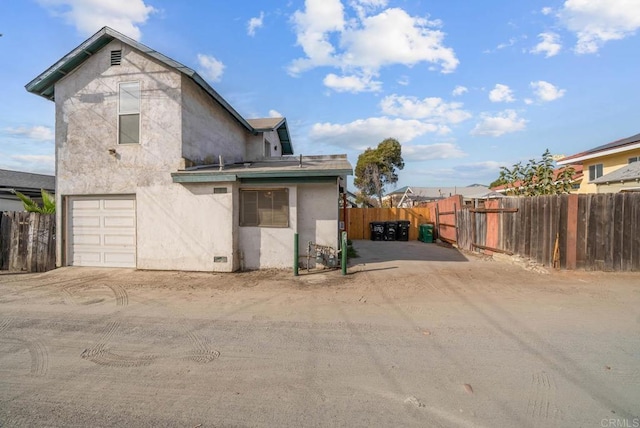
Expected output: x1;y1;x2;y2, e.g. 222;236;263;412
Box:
418;224;434;243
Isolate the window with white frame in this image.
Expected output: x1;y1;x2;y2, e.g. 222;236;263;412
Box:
588;163;603;181
118;82;140;144
629;156;639;163
240;189;289;227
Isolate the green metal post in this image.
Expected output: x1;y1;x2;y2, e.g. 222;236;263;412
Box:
294;233;299;276
341;231;347;276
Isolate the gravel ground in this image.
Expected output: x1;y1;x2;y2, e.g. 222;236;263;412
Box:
0;241;638;427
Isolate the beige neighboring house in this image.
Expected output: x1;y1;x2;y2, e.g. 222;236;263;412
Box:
26;26;352;271
557;132;640;193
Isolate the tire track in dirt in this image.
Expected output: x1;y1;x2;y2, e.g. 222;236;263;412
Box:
527;371;563;422
81;321;158;367
0;317;15;333
0;337;49;377
62;283;129;307
80;319;219;368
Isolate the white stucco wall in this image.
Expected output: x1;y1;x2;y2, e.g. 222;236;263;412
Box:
246;130;282;161
137;182;237;272
238;185;297;270
181;76;248;165
55;40;184;267
53;40;243;271
238;182;339;270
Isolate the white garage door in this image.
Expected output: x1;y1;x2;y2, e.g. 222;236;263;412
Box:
68;196;136;267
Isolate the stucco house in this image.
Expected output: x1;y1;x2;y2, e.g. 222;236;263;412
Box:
26;27;352;271
557;132;640;193
0;169;55;212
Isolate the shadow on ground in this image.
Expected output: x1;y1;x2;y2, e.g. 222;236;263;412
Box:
351;240;468;264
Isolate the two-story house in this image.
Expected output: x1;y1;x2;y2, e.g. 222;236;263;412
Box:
26;27;352;271
557;132;640;193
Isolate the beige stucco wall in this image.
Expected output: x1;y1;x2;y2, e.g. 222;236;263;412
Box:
181;76;248;165
578;149;640;193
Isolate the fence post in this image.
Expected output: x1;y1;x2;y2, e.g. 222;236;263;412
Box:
341;231;347;276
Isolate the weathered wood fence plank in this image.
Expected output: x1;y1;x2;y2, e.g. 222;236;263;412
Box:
0;212;56;273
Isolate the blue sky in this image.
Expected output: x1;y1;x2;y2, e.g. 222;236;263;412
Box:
1;0;639;190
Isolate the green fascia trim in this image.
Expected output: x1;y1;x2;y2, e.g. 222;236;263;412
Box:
240;177;338;185
171;173;238;183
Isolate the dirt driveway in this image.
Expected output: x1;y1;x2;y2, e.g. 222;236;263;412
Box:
0;241;639;427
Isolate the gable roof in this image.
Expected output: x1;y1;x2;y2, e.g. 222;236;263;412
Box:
247;117;293;155
387;185;501;199
0;169;55;190
25;26;293;155
592;161;640;184
557;132;640;165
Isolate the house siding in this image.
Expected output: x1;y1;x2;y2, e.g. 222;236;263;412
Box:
578;149;640;193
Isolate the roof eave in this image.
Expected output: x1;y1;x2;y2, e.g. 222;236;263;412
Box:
558;141;640;165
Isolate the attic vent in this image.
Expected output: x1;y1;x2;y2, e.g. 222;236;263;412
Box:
110;50;122;66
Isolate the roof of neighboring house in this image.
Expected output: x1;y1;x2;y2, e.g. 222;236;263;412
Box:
491;164;584;193
592;161;640;184
25;26;294;155
387;185;502;200
171;154;352;183
557;132;640;165
0;169;55;192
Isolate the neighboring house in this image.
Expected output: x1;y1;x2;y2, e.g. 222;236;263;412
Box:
0;169;55;212
590;161;640;193
385;185;502;207
344;190;374;208
26;26;352;271
557;132;640;193
490;164;584;194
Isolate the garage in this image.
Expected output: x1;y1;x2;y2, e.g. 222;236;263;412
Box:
67;196;136;267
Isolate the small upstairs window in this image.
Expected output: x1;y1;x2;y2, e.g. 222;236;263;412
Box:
111;50;122;66
629;156;639;164
118;82;140;144
588;163;603;181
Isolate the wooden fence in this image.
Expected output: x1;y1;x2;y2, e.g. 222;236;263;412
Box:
455;193;640;271
0;212;56;272
343;207;432;241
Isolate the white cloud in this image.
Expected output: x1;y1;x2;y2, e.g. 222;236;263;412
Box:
5;126;54;141
541;7;553;15
247;11;264;36
197;54;225;82
290;1;458;92
530;80;566;102
380;95;471;124
402;143;466;161
37;0;156;40
524;98;534;105
560;0;640;54
530;32;562;57
471;110;527;137
268;109;283;118
452;85;468;96
397;75;410;86
489;84;515;103
323;72;382;93
1;154;56;175
309;117;440;149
